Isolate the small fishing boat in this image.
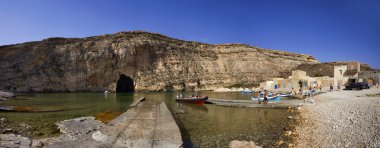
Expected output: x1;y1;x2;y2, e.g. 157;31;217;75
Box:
176;96;208;104
259;92;277;96
240;90;253;93
278;93;292;97
251;95;281;101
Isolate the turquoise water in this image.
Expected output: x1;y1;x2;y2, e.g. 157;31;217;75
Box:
0;92;298;147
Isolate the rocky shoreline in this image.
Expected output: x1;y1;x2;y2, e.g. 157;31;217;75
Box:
295;88;380;147
0;117;103;147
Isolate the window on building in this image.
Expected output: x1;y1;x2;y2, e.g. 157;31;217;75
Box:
340;70;342;75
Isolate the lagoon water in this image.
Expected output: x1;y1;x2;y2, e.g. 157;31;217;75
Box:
0;92;297;147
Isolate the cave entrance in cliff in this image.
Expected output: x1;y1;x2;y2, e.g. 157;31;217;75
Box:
116;74;134;93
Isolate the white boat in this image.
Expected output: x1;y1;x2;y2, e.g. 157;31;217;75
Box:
278;93;292;97
240;90;253;93
251;94;281;101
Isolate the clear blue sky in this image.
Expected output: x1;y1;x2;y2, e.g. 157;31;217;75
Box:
1;0;379;68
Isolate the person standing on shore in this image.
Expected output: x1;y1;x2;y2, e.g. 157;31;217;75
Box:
377;83;379;88
258;90;262;104
291;88;295;95
308;86;313;97
338;83;341;91
330;84;333;92
263;90;268;104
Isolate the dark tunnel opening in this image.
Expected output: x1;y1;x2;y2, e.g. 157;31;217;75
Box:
116;74;134;93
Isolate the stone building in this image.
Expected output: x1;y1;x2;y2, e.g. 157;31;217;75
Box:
334;65;348;86
359;71;380;86
291;70;307;89
333;62;362;86
259;62;364;91
259;70;334;91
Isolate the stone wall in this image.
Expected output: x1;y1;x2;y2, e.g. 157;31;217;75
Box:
0;31;318;92
359;71;380;85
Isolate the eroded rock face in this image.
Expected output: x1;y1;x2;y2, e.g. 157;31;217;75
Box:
0;31;318;92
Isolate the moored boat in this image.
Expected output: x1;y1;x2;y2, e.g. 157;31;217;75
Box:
176;96;208;104
278;93;292;97
240;90;253;93
251;95;281;101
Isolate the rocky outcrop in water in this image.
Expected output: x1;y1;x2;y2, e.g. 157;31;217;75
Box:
0;31;318;92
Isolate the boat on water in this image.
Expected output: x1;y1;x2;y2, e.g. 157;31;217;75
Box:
251;95;281;101
278;93;292;97
240;90;253;93
176;96;208;104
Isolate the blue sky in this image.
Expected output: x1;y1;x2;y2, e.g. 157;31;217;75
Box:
1;0;379;68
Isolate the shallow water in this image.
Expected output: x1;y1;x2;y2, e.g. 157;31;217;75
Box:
0;92;298;147
0;93;135;138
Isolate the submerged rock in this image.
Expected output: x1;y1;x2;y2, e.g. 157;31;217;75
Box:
175;110;185;114
229;140;262;148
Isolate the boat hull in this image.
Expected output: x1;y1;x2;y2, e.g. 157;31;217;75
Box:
278;93;292;97
251;95;281;101
176;96;208;104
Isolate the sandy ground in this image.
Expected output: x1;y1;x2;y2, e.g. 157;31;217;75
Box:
295;87;380;147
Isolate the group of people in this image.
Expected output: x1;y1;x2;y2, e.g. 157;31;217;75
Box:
257;89;269;104
290;84;322;96
329;83;342;92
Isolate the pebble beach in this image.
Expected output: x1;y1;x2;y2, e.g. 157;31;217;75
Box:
295;87;380;147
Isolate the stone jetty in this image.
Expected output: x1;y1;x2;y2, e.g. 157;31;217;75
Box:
0;98;183;148
45;100;182;148
206;98;308;108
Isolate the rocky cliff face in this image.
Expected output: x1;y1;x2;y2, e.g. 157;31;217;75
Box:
0;31;318;92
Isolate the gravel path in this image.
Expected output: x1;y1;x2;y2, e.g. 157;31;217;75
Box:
295;87;380;147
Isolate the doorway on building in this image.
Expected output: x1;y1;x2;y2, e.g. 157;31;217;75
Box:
367;79;374;85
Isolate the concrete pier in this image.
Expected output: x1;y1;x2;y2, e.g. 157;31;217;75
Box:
48;100;182;148
129;97;146;107
207;98;306;108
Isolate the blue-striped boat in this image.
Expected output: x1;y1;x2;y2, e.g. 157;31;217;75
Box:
251;95;281;101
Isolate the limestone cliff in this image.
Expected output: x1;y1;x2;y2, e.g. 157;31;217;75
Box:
0;31;318;92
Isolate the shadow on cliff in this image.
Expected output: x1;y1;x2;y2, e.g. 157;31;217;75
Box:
116;74;134;93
